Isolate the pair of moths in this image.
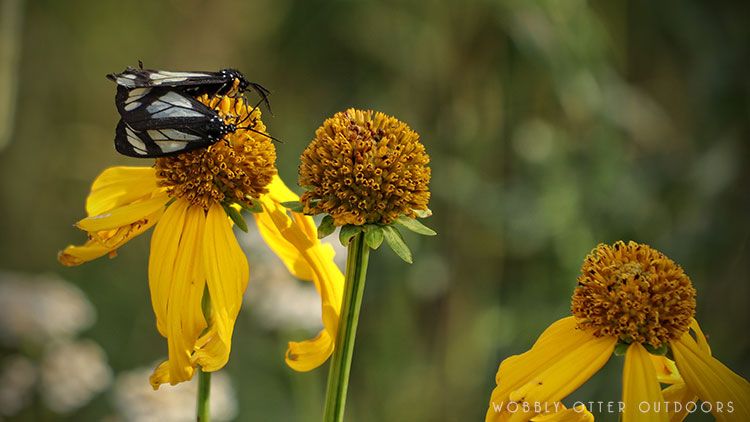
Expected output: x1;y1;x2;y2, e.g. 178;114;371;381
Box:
108;66;270;157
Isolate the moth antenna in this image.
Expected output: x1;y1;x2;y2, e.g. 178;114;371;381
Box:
249;82;272;115
234;98;280;143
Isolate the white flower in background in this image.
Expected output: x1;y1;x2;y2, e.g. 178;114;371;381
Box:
240;229;325;331
0;355;37;417
113;367;237;422
39;339;112;414
0;271;95;346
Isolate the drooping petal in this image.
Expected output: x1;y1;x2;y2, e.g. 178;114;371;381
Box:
486;317;616;421
661;382;696;422
59;208;164;266
253;177;344;372
76;193;170;232
85;166;162;216
672;329;750;421
148;201;208;388
192;203;249;372
622;343;667;422
653;319;713;422
59;167;167;267
531;404;594;422
285;330;334;372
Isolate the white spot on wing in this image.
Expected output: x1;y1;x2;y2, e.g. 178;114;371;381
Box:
116;76;137;87
148;71;212;85
156;140;189;153
125;126;148;155
148;129;202;141
149;71;211;79
126;87;151;103
145;92;205;118
124;101;141;111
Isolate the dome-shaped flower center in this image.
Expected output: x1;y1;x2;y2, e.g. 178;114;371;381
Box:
571;241;696;348
155;95;276;209
298;108;431;226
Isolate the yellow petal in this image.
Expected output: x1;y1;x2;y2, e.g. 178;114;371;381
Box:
59;208;163;266
622;343;667;422
531;405;594;422
192;203;249;372
253;178;344;372
148;201;207;387
285;330;334;372
651;355;682;384
486;317;616;421
86;166;161;216
266;174;304;204
77;192;169;232
661;382;697;422
672;330;750;421
148;360;193;390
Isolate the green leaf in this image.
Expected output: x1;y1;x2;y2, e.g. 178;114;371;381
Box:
339;225;362;246
222;204;248;233
364;226;384;249
382;226;413;263
241;198;263;213
413;208;432;218
396;216;437;236
317;215;335;239
614;342;630;356
644;343;668;356
280;201;304;213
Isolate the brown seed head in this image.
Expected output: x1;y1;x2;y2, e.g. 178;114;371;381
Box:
298;108;431;226
571;241;696;348
154;95;276;209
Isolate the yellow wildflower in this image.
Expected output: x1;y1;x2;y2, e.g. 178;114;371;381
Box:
486;241;750;421
59;95;343;388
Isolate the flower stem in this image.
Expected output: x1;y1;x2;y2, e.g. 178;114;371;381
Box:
197;368;211;422
323;232;371;422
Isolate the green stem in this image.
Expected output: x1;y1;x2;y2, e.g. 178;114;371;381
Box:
323;232;371;422
197;368;211;422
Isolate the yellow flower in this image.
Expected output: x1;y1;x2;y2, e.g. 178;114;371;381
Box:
486;241;750;422
298;108;431;226
59;95;344;388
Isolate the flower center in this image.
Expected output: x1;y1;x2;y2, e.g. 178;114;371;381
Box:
154;95;276;209
571;241;696;348
298;108;431;225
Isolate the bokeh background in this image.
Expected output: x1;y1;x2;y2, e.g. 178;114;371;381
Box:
1;0;748;420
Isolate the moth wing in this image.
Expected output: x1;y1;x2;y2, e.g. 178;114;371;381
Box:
115;87;217;129
114;119;214;158
107;68;222;88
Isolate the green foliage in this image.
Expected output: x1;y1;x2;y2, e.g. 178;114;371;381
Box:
222;203;248;233
339;224;361;246
317;215;336;239
395;216;436;236
281;201;304;213
364;225;384;250
382;226;413;264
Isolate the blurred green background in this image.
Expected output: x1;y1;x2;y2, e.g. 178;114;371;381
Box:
0;0;748;420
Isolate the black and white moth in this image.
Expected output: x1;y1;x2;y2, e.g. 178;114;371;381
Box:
112;86;268;157
106;65;271;110
108;65;273;158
